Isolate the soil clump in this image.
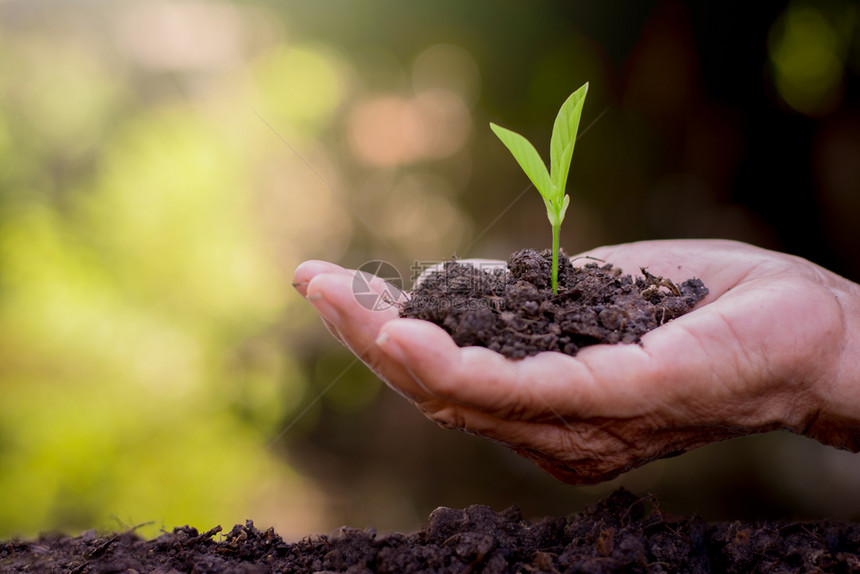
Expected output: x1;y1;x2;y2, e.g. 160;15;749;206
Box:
399;249;709;359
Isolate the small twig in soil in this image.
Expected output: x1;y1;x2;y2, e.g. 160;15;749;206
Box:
86;535;118;559
189;525;223;544
639;268;682;297
570;255;605;264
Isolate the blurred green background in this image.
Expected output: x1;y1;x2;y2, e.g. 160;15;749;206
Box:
1;0;859;540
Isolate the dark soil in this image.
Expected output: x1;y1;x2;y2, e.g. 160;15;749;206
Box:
5;489;860;573
399;249;709;359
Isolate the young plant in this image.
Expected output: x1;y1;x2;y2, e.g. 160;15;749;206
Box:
490;82;588;293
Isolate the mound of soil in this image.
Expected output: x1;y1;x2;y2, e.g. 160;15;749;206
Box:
4;489;860;573
399;249;709;359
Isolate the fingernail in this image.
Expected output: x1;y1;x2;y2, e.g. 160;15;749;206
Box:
308;292;341;324
292;281;309;296
376;329;407;363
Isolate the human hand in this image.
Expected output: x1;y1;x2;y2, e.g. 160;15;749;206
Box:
293;240;860;484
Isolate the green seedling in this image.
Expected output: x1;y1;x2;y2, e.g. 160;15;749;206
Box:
490;82;588;293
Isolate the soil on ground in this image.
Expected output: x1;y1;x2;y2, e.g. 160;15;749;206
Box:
4;489;860;573
399;249;709;359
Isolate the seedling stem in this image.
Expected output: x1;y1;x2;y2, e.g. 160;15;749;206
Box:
490;83;589;293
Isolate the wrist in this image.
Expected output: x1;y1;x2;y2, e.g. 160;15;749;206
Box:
803;275;860;451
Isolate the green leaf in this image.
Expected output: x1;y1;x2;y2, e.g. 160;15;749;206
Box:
549;82;588;199
490;122;554;200
558;194;570;223
542;196;559;226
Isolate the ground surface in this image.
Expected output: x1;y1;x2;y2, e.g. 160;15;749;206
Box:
399;249;709;359
4;489;860;573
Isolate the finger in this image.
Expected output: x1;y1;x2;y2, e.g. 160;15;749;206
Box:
376;318;641;419
415;394;637;484
306;272;397;351
375;318;469;402
319;315;346;346
305;272;433;403
294;261;355;343
377;304;756;424
293;260;352;297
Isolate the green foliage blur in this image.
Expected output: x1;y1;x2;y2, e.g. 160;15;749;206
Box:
0;1;354;539
2;0;860;540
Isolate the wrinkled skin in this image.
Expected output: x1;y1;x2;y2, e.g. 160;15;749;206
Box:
293;240;860;484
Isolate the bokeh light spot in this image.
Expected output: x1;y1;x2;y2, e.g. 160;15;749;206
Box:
412;44;482;106
113;0;247;72
347;90;471;166
768;2;849;116
375;174;468;256
254;44;346;131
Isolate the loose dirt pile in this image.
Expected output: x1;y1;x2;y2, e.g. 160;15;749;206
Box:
400;249;709;358
4;489;859;573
